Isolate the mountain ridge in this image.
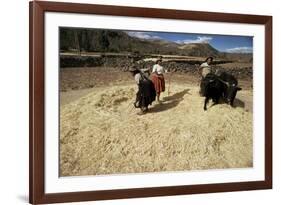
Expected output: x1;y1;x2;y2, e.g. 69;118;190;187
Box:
60;28;222;57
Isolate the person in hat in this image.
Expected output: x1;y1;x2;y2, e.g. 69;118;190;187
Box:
129;67;156;115
151;56;167;103
199;56;214;96
200;56;213;78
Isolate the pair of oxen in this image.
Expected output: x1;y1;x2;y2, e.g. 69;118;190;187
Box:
200;72;242;111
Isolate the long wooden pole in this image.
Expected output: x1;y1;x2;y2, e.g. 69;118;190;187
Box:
167;72;172;96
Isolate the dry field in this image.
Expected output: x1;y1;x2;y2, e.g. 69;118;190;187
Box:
59;71;253;176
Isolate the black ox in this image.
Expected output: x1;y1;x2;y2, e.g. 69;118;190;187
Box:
202;72;242;111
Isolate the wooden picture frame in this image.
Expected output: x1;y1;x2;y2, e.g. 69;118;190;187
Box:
29;1;272;204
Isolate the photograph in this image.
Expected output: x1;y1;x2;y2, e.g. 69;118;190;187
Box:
59;27;253;177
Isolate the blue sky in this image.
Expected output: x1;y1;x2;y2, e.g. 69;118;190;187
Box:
127;31;253;53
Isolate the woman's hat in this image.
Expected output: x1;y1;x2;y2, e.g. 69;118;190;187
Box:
205;56;213;62
156;56;163;63
128;67;139;72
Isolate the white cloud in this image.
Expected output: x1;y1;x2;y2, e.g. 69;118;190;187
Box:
226;47;253;53
175;36;213;44
127;32;162;40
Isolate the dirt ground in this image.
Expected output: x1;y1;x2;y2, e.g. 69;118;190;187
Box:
60;67;252;92
59;69;253;176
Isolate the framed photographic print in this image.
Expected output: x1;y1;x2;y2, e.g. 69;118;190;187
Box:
29;1;272;204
